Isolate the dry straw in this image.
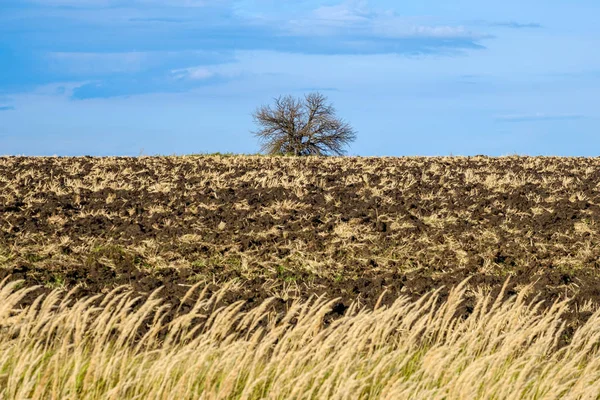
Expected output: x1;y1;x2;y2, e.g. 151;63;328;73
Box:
0;277;599;399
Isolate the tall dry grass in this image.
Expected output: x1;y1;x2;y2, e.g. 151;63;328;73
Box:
0;277;599;399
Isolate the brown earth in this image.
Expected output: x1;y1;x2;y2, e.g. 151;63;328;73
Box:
2;155;600;335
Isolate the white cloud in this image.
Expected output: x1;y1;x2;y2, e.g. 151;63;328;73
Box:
172;67;214;80
170;63;242;80
408;25;473;38
313;2;371;24
287;1;482;40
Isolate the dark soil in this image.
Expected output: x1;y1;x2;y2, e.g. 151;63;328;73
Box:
2;155;600;334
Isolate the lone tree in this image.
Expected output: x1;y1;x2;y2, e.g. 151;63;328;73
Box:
252;92;356;156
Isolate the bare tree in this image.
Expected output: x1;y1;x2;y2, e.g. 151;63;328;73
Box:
252;92;356;156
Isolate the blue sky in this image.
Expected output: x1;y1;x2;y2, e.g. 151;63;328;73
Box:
1;0;599;156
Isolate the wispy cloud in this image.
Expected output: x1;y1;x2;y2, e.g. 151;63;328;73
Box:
172;67;215;80
491;21;542;29
128;17;188;23
1;48;236;96
69;61;243;99
24;0;223;7
1;3;486;54
1;0;490;99
133;0;224;7
23;0;120;6
0;106;15;111
44;51;233;76
288;2;485;42
71;74;224;99
496;113;585;122
468;20;542;29
170;62;243;80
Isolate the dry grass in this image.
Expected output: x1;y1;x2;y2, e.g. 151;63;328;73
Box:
1;277;600;399
4;156;600;398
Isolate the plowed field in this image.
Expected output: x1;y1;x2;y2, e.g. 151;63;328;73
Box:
2;155;600;327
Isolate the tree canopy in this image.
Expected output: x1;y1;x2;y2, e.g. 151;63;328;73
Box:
252;92;356;156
